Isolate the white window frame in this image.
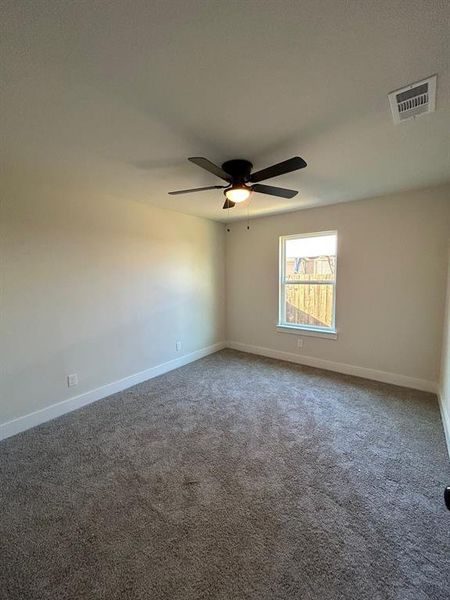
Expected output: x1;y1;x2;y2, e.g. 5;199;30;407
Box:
278;231;338;338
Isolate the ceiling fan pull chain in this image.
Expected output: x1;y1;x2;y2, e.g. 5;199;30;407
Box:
226;203;231;232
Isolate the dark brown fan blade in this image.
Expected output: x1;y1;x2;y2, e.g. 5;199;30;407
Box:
250;156;307;183
188;157;231;181
252;184;298;199
168;185;226;195
222;199;236;209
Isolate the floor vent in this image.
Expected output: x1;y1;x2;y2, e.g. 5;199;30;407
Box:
388;75;437;123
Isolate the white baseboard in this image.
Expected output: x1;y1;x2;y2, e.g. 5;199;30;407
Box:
226;341;437;394
0;342;225;442
1;340;441;446
437;392;450;459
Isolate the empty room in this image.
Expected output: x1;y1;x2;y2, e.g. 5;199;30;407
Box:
1;1;450;599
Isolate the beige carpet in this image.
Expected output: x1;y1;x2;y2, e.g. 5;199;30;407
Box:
1;349;449;599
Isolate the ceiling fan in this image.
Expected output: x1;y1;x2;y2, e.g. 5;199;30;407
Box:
168;156;307;209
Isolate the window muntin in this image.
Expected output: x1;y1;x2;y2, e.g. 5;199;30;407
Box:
279;232;337;333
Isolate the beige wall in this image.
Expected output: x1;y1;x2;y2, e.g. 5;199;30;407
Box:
440;247;450;446
0;171;225;425
226;184;450;386
2;176;449;433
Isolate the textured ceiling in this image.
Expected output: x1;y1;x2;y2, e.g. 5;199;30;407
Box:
1;0;449;221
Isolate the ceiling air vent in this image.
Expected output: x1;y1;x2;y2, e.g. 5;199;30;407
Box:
388;75;437;124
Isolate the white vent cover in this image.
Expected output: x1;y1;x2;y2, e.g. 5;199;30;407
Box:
388;75;437;123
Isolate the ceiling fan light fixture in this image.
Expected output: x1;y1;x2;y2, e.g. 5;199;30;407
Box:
224;184;251;203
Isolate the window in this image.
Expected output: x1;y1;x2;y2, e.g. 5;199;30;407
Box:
279;231;337;335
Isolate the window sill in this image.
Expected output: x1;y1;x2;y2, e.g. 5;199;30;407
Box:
276;324;338;340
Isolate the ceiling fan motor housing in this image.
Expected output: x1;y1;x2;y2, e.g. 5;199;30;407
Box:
221;159;253;183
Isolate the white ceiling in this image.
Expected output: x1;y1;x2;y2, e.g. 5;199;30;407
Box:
2;1;449;222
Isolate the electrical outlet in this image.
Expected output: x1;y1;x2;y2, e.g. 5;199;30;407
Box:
67;373;78;387
297;337;303;350
176;341;182;352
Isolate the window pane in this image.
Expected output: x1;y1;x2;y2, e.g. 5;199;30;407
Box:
285;234;336;258
284;283;334;328
285;234;336;282
285;255;336;282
